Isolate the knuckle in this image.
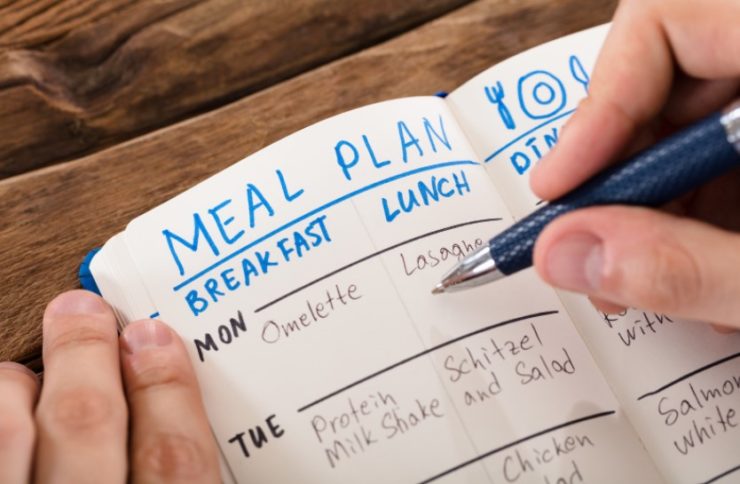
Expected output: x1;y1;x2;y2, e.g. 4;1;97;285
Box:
126;351;192;397
0;415;35;451
38;387;124;436
45;316;116;356
0;369;37;451
615;236;704;312
134;433;210;480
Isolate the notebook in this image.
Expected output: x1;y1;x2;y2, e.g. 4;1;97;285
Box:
90;24;740;483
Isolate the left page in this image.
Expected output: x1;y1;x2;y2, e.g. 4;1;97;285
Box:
106;97;659;483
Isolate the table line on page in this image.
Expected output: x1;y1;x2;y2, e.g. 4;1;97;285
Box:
172;159;480;291
700;463;740;484
636;351;740;401
254;217;503;313
418;410;616;483
295;310;559;413
483;109;575;163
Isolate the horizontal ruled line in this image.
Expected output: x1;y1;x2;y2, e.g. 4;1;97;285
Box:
700;463;740;484
484;109;575;163
419;410;617;483
173;159;479;291
254;217;502;313
637;351;740;401
295;310;559;413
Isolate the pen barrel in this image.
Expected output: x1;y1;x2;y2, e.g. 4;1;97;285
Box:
491;112;740;276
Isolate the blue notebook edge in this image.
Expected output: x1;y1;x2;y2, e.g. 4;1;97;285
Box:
78;248;102;295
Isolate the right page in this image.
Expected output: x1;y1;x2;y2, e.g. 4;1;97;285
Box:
447;24;740;484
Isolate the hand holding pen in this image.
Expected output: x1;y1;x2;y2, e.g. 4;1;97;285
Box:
437;0;740;332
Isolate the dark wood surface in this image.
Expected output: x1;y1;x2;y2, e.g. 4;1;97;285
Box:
0;0;617;368
0;0;471;178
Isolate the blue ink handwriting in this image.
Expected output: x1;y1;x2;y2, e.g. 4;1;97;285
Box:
163;169;305;278
569;55;590;93
484;82;517;130
517;70;567;120
382;170;471;222
335;115;453;181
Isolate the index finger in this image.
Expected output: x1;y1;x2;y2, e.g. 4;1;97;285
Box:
530;0;740;200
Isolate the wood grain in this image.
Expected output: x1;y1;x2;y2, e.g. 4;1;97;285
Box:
0;0;617;367
0;0;471;178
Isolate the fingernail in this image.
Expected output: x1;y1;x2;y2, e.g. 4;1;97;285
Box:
122;320;172;354
545;232;603;292
46;290;108;318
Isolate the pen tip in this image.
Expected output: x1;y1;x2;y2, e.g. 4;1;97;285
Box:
431;283;446;295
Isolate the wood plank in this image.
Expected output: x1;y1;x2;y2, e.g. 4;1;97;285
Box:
0;0;617;366
0;0;471;178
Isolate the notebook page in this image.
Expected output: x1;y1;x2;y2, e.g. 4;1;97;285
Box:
120;97;658;483
446;24;608;220
91;233;159;327
559;295;740;484
446;25;740;483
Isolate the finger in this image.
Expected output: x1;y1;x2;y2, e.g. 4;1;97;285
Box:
0;363;39;484
531;0;740;201
711;323;737;334
588;296;626;315
679;168;740;230
121;319;220;483
533;206;740;329
657;0;740;79
663;77;740;126
530;0;673;200
35;290;127;484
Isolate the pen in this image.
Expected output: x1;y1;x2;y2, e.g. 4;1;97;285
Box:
433;100;740;294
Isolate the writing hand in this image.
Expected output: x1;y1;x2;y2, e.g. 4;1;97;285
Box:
530;0;740;330
0;290;220;483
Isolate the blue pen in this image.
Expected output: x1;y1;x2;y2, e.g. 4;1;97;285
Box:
433;100;740;294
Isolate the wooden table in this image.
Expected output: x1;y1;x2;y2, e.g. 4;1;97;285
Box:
0;0;616;370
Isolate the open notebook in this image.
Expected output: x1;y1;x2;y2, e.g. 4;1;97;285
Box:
91;25;740;483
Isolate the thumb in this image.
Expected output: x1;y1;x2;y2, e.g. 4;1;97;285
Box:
533;206;740;329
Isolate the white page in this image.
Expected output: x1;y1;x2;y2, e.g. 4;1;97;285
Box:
447;25;740;484
112;97;659;482
446;24;607;220
560;295;740;484
90;234;159;327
